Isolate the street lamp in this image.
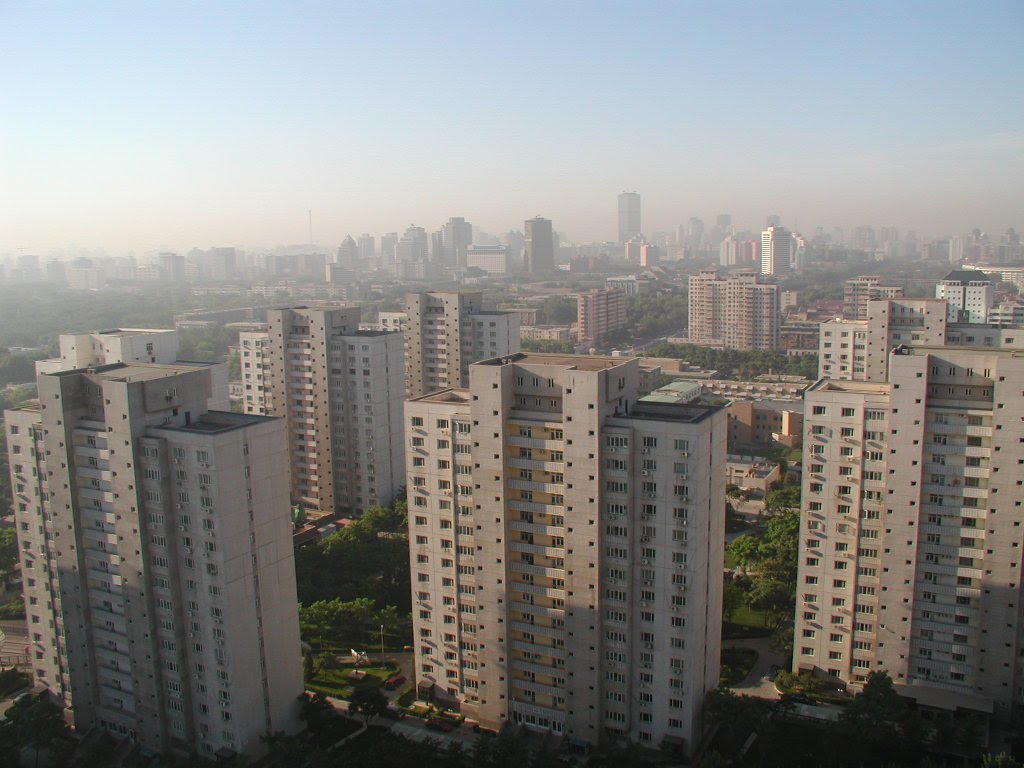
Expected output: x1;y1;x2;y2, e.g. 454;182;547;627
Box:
380;624;385;660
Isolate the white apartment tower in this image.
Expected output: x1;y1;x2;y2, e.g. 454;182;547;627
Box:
795;344;1024;721
404;291;520;399
760;226;794;277
406;353;725;754
6;362;303;757
935;269;994;323
241;305;406;517
687;270;780;351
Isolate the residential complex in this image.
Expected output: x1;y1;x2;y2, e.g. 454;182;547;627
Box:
842;276;904;321
404;291;520;398
576;288;627;347
6;362;302;757
819;298;1023;382
406;353;725;754
687;269;780;351
795;344;1024;722
240;305;406;517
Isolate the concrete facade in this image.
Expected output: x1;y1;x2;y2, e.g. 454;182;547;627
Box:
795;345;1024;721
406;353;725;755
6;363;302;757
687;270;780;351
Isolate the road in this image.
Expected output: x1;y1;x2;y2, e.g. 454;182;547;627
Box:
728;635;785;700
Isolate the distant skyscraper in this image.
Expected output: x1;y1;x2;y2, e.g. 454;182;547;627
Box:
765;214;781;228
618;191;641;244
358;233;375;262
336;235;359;268
441;216;473;270
524;217;554;273
760;226;794;277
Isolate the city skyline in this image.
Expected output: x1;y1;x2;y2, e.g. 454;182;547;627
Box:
2;2;1023;254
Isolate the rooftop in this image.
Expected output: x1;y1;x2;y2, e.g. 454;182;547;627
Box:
808;379;891;394
409;388;472;405
49;361;214;383
476;352;632;371
616;399;722;424
157;410;278;435
90;328;177;337
941;269;992;284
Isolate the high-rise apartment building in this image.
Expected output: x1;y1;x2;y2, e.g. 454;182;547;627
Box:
819;299;948;381
7;362;302;757
719;236;758;268
577;288;627;347
795;344;1024;722
935;269;994;323
818;298;1023;382
403;292;520;398
687;269;780;351
843;276;904;320
524;217;555;273
760;226;794;277
406;353;725;753
618;192;641;244
239;305;406;517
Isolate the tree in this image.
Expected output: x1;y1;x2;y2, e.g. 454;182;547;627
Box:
2;691;70;768
0;528;16;586
722;578;745;623
349;686;388;725
726;535;759;575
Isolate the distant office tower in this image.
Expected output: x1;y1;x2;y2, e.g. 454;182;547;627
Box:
210;247;237;281
396;225;430;278
358;233;376;262
336;235;359;268
843;276;904;320
760;226;794;276
524;217;555;273
687;269;780;351
7;362;303;757
765;214;781;228
624;234;646;262
380;232;399;270
795;344;1024;723
577;288;627;346
640;242;660;268
687;218;705;250
159;252;186;282
935;269;994;323
618;192;642;244
466;244;509;275
241;305;406;517
441;217;473;270
716;214;732;231
719;236;758;267
406;353;725;754
403;292;520;398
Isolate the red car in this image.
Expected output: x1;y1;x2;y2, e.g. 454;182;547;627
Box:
384;674;406;690
425;717;457;733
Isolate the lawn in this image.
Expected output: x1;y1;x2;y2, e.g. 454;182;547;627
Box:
723;605;773;639
307;660;396;700
720;647;759;686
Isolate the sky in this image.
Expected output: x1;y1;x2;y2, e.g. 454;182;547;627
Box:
1;1;1022;255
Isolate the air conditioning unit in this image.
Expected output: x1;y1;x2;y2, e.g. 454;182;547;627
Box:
643;579;653;586
641;537;650;543
641;558;650;565
607;448;616;454
639;601;648;607
640;470;649;476
641;448;649;454
678;474;688;481
647;493;657;499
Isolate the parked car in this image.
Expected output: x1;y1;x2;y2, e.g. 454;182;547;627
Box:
426;717;457;732
382;705;406;720
384;674;406;690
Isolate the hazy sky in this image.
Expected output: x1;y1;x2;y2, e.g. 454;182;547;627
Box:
2;1;1022;255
